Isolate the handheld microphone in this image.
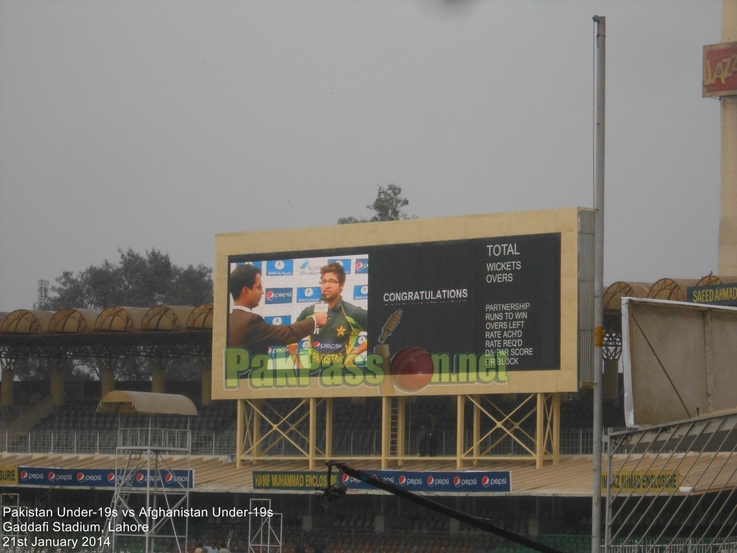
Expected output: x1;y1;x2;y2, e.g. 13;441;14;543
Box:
313;294;328;334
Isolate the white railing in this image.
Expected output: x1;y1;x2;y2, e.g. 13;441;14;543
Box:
116;426;191;450
0;427;596;457
0;429;234;456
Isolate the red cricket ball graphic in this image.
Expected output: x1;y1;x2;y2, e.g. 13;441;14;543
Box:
390;347;434;391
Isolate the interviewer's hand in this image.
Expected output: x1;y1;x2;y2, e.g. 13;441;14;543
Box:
313;312;328;327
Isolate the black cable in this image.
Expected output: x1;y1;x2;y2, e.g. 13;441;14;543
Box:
327;461;565;553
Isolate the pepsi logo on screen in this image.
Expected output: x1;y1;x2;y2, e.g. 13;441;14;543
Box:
265;288;293;304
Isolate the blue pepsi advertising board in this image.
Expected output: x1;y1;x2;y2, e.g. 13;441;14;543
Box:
17;467;194;488
339;469;511;493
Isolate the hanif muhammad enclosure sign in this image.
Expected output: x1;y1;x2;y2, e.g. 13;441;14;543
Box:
213;209;585;399
253;470;511;493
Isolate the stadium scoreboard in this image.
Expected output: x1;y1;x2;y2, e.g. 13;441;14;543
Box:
213;208;593;399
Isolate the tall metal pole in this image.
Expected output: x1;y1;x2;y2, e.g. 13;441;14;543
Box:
591;15;606;553
719;0;737;275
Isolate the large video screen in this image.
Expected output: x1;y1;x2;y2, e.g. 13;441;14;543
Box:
222;232;561;397
227;253;369;371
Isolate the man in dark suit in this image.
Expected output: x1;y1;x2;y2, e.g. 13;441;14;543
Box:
228;263;327;354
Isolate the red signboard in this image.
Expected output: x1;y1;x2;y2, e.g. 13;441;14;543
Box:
703;42;737;97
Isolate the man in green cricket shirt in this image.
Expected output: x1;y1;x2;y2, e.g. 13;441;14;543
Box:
296;262;368;369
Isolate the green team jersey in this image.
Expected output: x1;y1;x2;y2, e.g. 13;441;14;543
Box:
297;298;368;367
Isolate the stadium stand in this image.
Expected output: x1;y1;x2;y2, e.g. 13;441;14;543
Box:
0;372;619;553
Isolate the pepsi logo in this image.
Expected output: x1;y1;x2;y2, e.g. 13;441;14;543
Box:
77;472;85;482
427;476;435;486
20;471;28;480
165;473;174;483
453;476;461;487
341;474;350;484
48;471;56;482
312;342;343;351
136;473;145;483
107;472;116;483
482;476;490;487
265;288;292;303
402;476;423;486
356;261;365;270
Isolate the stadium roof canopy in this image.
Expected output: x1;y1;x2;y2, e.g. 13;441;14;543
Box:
97;390;198;416
0;304;213;359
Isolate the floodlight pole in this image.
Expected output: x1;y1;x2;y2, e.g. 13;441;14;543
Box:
591;15;606;553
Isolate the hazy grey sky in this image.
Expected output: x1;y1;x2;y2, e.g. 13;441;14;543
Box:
0;0;722;312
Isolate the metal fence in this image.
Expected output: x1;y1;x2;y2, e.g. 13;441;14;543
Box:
116;426;190;450
605;412;737;553
0;429;236;456
0;427;595;457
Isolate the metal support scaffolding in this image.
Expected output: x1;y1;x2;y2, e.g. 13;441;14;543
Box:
460;393;561;469
247;498;282;553
97;391;197;553
236;393;561;469
237;398;330;469
101;417;192;553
